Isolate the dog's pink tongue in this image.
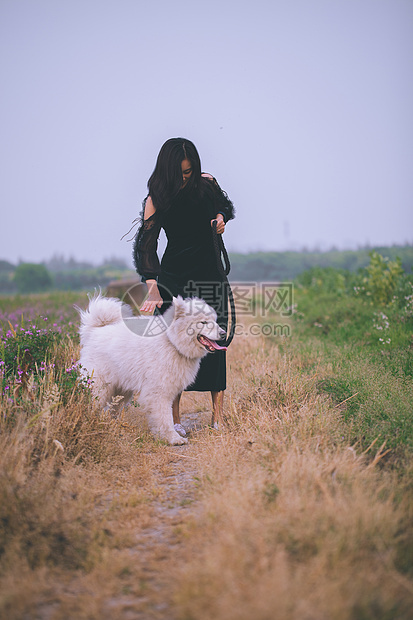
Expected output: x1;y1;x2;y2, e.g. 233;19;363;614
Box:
209;340;227;352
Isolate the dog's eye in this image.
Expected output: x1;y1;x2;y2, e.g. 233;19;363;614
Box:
199;321;208;325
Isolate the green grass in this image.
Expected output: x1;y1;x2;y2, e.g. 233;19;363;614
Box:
289;263;413;458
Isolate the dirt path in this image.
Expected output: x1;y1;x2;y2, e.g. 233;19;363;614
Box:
29;411;210;620
105;410;211;620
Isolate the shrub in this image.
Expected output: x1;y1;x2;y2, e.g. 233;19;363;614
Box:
295;266;351;294
355;251;405;306
13;263;53;294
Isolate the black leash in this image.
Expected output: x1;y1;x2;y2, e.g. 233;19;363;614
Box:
212;220;236;347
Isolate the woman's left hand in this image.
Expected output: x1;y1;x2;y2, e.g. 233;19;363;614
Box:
211;213;225;234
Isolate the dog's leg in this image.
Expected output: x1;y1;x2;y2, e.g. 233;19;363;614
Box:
141;394;188;445
94;379;117;411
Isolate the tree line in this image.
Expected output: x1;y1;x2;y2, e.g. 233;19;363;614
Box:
0;245;412;294
228;245;413;282
0;257;134;294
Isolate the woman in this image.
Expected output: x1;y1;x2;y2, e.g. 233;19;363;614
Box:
133;138;235;435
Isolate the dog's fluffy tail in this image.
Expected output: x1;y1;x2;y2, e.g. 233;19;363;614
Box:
76;292;133;343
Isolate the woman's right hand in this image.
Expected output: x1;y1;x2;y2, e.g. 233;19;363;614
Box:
140;280;163;313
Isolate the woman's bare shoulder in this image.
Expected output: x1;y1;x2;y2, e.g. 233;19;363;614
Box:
144;195;156;220
201;172;214;181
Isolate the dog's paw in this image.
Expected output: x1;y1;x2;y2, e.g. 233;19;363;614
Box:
169;432;188;446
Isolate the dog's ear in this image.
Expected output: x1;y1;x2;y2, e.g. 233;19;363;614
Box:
172;296;186;318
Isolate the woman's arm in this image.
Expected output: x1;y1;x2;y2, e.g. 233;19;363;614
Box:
144;195;156;219
202;173;234;234
140;196;163;312
133;196;163;312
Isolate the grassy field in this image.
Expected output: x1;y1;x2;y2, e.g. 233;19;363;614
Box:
1;257;412;619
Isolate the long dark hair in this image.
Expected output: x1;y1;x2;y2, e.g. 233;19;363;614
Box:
147;138;202;212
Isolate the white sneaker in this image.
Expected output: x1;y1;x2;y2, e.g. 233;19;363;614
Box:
174;423;187;437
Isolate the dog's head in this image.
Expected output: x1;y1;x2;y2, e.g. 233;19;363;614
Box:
167;296;227;358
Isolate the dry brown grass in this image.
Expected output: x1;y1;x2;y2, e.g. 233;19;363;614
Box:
0;354;175;619
1;320;412;619
173;332;413;620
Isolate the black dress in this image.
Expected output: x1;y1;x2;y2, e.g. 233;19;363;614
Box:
133;176;235;391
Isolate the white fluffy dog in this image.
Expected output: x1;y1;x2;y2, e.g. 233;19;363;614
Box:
77;293;226;445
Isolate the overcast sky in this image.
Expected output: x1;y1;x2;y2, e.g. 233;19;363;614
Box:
1;0;412;266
